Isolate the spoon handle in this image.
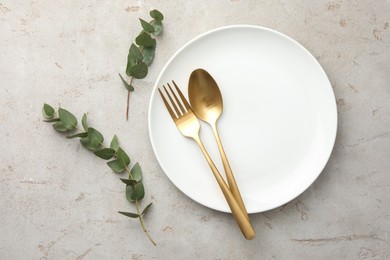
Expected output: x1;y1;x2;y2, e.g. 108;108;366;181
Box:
212;123;250;221
192;135;255;240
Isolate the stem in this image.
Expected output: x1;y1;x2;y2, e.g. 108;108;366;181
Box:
124;165;134;179
125;45;144;121
136;200;157;246
125;77;134;121
74;125;83;132
124;165;155;245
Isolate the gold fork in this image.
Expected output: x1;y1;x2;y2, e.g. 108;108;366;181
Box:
158;81;255;240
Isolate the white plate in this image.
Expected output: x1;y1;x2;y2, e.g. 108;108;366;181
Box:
148;25;337;213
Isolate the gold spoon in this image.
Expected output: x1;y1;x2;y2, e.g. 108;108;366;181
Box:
188;68;250;221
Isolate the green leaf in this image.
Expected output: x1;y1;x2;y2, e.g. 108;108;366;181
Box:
110;135;119;151
107;159;125;173
107;146;131;172
141;202;152;216
81;113;88;131
129;43;143;61
139;18;155;33
120;178;137;185
127;62;148;79
66;132;88;139
150;9;164;21
42;103;55;118
43;118;60;123
130;162;142;182
125;184;134;202
150;19;163;36
119;73;134;92
53;122;68;132
141;45;156;66
135;32;156;47
118;211;139;218
80;127;103;151
94;148;116;160
58;108;77;131
131;182;145;200
117;147;130;167
127;43;143;69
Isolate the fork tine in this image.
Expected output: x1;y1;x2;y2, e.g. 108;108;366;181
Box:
167;83;186;114
158;88;177;119
163;85;182;117
172;80;191;111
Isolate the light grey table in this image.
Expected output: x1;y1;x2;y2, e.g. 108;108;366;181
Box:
1;1;389;259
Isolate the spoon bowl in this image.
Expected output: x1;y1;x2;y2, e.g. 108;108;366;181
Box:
189;69;223;123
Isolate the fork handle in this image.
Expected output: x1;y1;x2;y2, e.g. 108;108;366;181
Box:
193;135;255;240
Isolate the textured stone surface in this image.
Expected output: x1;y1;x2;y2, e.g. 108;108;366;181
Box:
0;1;389;259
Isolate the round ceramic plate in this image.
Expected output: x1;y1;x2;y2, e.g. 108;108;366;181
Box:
148;25;337;213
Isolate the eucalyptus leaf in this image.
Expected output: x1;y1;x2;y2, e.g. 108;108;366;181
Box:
130;162;142;182
127;62;148;79
110;135;119;152
58;108;77;131
53;122;68;132
127;43;143;69
80;127;103;151
150;9;164;21
82;113;88;131
66;132;88;139
94;148;116;160
119;73;134;92
43;118;60;123
141;45;156;66
135;32;156;47
131;182;145;200
120;178;137;185
129;43;143;61
42;103;55;118
117;147;130;167
141;202;153;216
139;18;155;33
118;211;139;218
126;184;134;202
150;20;163;36
107;159;125;173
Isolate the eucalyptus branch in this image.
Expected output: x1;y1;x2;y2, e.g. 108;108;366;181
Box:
42;104;156;245
119;9;164;120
